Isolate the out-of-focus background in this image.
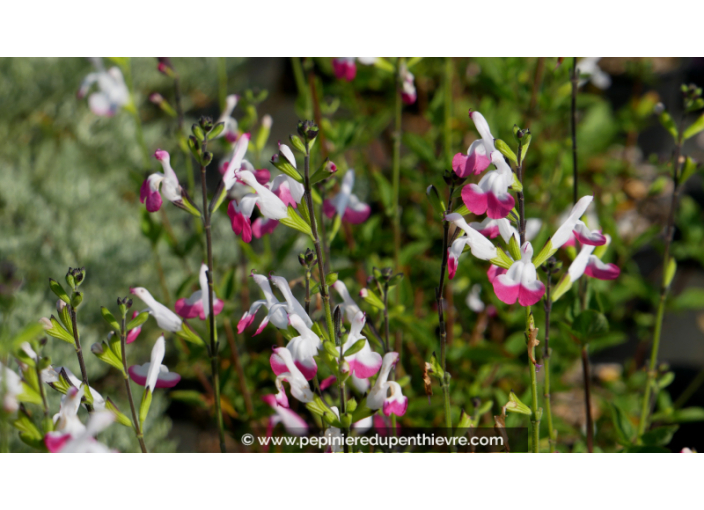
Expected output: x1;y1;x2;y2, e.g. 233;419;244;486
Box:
1;58;704;452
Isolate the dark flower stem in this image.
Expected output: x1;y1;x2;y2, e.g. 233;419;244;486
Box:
571;57;594;452
200;134;226;453
120;314;147;453
69;307;92;413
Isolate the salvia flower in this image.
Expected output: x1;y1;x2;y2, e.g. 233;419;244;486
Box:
578;57;611;90
461;151;516;219
470;217;542;244
567;236;621;284
332;57;376;81
324;406;343;453
323;169;371;224
445;213;498;279
130;287;183;333
332;280;362;323
77;59;129;117
222;133;251;191
269;274;313;327
140;150;182;213
273;143;305;203
550;196;606;251
175;264;224;320
367;352;408;417
262;393;307;440
126;311;142;344
235;170;289;221
227;194;258;243
492;242;545;306
399;63;417;105
452;111;496;177
270;314;321;381
0;362;23;413
128;335;181;389
272;346;314;403
238;271;288;335
466;284;485;313
338;311;382;379
51;366;106;411
216;94;239;141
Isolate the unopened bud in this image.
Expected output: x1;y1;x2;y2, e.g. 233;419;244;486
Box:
297;120;319;141
91;343;104;355
654;102;665;115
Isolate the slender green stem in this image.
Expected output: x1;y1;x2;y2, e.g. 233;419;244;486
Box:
69;306;93;413
303;142;335;344
543;267;556;452
638;114;685;438
526;306;540;453
35;355;49;421
120;314;147;453
200;134;226;453
124;59;151;171
571;57;579;205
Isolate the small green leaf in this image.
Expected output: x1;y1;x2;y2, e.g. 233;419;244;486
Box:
279;206;313;238
609;402;634;446
208;122;225;140
360;288;385;310
571;310;609;342
100;307;121;334
656;108;678;140
350;397;376;424
453;203;470;216
505;391;532;415
508;234;521;260
325;273;338;286
323;341;339;359
489;247;514;270
49;279;70;304
679;157;699;186
106;398;133;428
272;156;303;183
289;135;306;154
343;338;367;357
664;257;677;288
551;274;573;302
139;389;153;425
494;139;517;165
41;316;76;345
641;425;678;446
683;112;704;140
127;311;150;331
532;240;554;269
510;172;523;192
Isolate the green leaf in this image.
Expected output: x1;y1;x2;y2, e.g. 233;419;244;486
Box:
139;389;153;425
679;157;699;186
350;397;376;424
656;108;678;140
17;383;43;406
13;412;42;441
609;402;635;446
169;390;208;408
106;398;133;428
323;341;339;359
683;112;704;140
494;139;517;165
360;288;385;310
505;391;532;415
489;247;514;270
551;274;573;302
453;203;470;216
271;155;302;183
41;316;76;345
176;322;204;345
126;311;150;331
49;279;70;304
641;425;678;446
208;122;225;140
325;273;338;286
507;234;521;260
100;307;121;334
664;257;676;288
532;240;554;269
571;310;609;342
343;338;367;357
510;172;523;192
279;206;313;238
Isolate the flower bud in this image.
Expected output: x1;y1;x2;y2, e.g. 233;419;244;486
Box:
91;342;104;355
297;120;319;142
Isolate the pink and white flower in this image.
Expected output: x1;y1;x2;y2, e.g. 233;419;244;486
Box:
130;287;183;333
367;352;408;417
175;263;224;320
261;393;308;439
227;194;258;243
492;242;545;306
445;213;498;279
568;237;621;282
272;347;314;403
269;274;313;327
235;170;290;221
126;311;142;344
128;335;181;389
332;57;377;81
57;411;115;453
323;169;371;224
270;314;321;381
400;63;417;105
324;406;344;453
551;196;606;250
470;217;542;244
338;311;382;379
46;390;115;454
222;134;251;191
140;150;183;213
461;151;515;219
272;143;305;204
50;366;106;411
237;272;289;335
0;362;22;413
216;94;239;141
452;111;496;177
77;59;129;117
332;280;362;323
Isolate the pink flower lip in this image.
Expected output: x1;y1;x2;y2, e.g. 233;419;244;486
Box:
154;149;168;161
